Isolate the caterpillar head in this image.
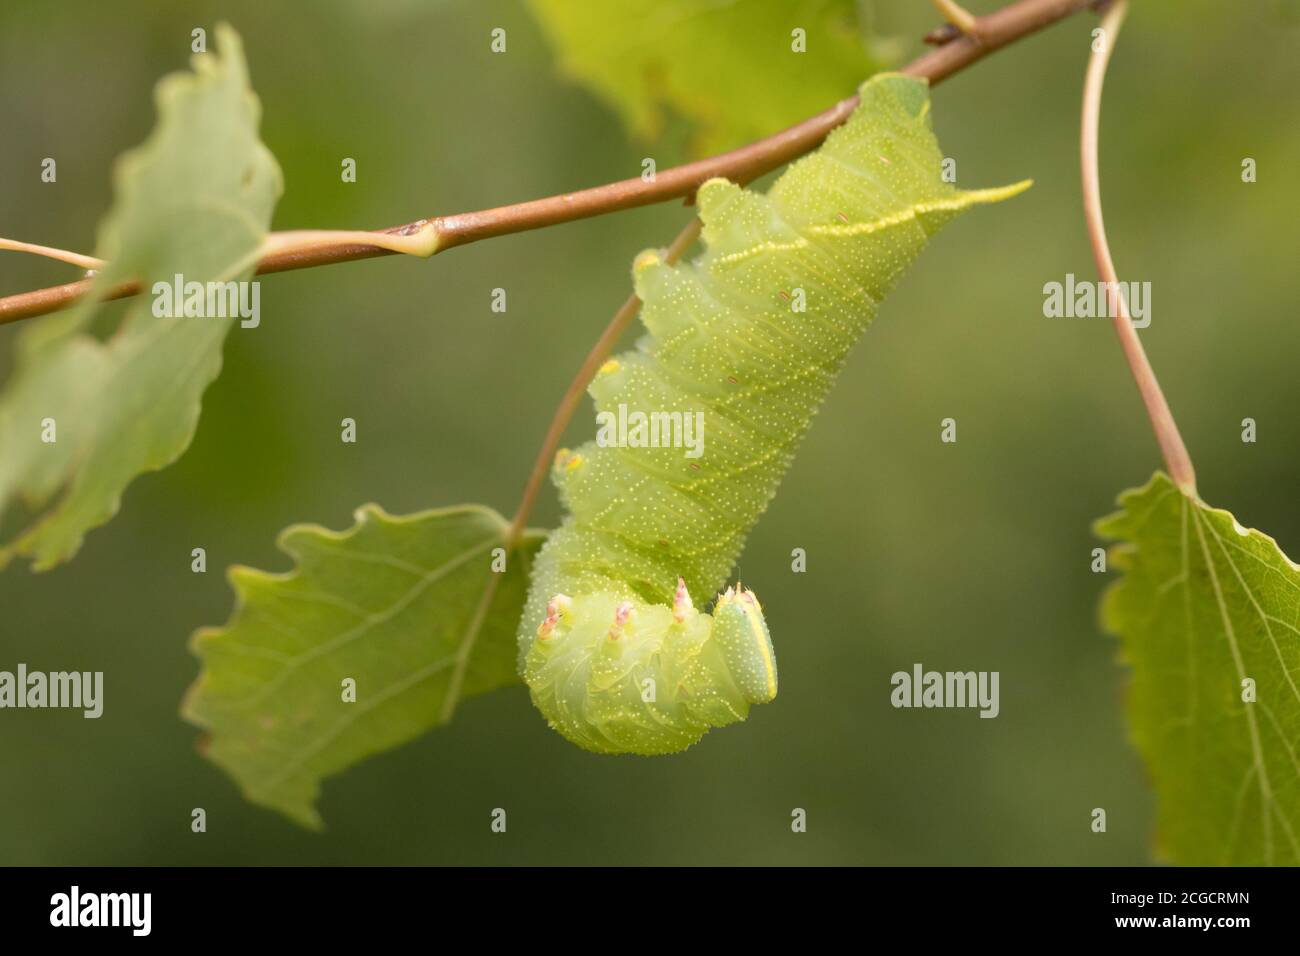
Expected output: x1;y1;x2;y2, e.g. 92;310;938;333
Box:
523;579;777;755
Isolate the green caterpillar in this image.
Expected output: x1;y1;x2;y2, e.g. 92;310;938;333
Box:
518;73;1028;755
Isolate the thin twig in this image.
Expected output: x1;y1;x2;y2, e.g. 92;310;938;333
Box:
0;237;102;271
931;0;981;38
1080;0;1197;492
0;0;1095;327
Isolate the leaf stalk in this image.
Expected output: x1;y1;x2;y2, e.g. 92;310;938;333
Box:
1080;0;1197;492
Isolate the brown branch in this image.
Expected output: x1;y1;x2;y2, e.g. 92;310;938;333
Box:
0;0;1095;327
503;0;1098;540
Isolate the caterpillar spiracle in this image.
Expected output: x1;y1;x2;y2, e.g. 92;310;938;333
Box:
518;74;1029;755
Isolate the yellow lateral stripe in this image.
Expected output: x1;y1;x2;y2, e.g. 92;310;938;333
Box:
712;180;1032;266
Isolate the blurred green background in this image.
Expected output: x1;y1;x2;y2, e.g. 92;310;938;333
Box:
1;0;1297;865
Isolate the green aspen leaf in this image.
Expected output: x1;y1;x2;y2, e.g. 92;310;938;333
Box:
0;24;281;571
183;505;545;829
1097;471;1300;865
527;0;879;156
